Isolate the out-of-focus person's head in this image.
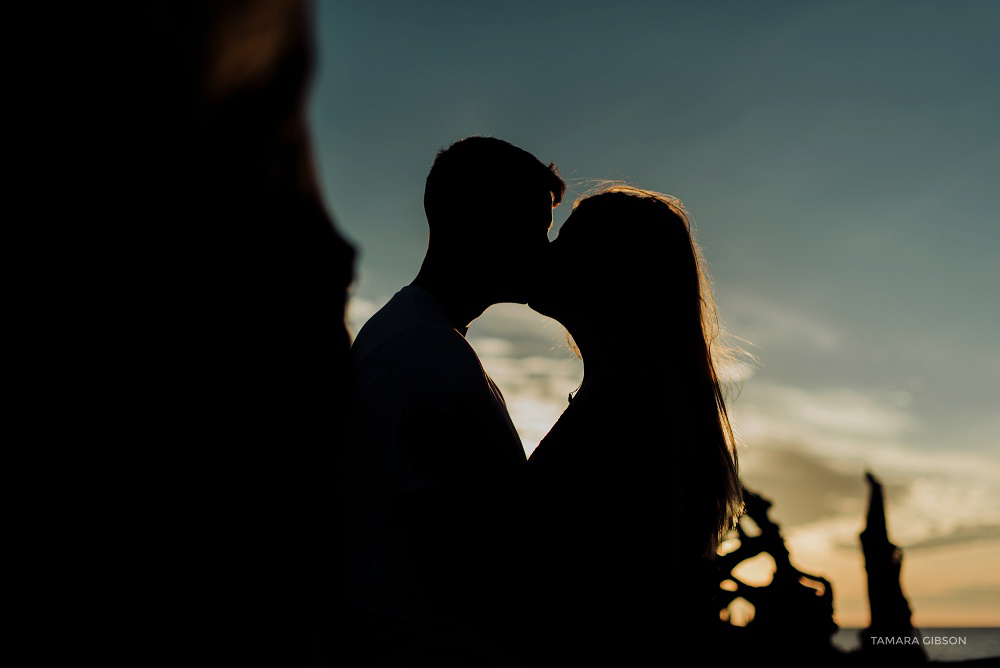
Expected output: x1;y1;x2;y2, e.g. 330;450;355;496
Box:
423;136;565;303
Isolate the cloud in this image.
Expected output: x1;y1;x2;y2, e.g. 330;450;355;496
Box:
904;525;1000;552
886;475;1000;548
752;383;914;437
505;394;569;455
733;379;1000;546
732;380;1000;479
732;381;918;470
717;288;845;355
471;346;582;455
740;443;873;529
468;336;515;358
346;295;379;338
471;304;571;357
916;583;1000;608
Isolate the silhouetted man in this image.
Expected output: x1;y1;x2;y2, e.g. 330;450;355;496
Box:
346;136;565;666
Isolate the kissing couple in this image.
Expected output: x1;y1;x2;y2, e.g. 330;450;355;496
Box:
346;136;743;667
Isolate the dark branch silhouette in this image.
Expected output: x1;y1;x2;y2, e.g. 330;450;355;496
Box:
717;487;841;666
860;471;926;662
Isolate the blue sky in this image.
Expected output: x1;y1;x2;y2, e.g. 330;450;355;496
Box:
309;1;999;627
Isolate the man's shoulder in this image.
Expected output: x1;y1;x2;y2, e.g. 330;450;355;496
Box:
352;287;480;373
357;323;474;370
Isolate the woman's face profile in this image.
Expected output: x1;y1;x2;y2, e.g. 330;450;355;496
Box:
528;206;600;322
529;191;674;328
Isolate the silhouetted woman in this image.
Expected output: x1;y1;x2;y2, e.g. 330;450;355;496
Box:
525;185;743;664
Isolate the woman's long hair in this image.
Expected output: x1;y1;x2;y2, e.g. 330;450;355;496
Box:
569;184;744;553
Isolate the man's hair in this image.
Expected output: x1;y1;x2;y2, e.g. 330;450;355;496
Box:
423;136;565;233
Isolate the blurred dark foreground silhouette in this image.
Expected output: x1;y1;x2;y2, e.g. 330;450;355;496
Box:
81;2;355;665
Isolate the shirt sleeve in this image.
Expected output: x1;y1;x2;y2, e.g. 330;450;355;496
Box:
356;325;495;499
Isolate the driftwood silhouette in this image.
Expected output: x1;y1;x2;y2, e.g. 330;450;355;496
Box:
859;471;927;662
713;473;952;665
716;487;842;665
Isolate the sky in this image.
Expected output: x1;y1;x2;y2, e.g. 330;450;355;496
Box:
309;0;1000;629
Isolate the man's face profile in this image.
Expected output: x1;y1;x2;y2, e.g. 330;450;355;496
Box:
488;186;556;303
